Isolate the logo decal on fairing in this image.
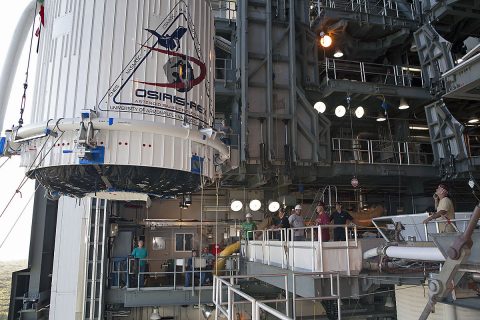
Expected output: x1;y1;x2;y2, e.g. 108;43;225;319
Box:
97;1;212;126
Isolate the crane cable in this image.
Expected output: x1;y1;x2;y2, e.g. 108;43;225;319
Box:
0;182;41;248
18;0;38;127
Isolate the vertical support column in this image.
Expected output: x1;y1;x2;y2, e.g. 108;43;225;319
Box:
266;0;273;162
239;0;248;163
288;0;297;162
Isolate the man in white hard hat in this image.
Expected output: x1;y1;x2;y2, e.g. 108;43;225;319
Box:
289;205;306;241
241;213;256;240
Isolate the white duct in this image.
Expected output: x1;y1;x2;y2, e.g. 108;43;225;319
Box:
0;0;36;131
363;246;445;262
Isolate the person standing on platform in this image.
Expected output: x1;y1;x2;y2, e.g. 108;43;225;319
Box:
423;183;456;233
330;202;354;241
201;247;215;285
315;202;330;242
131;239;148;288
241;213;257;240
289;205;306;241
185;249;198;287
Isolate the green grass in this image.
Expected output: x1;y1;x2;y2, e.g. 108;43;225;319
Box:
0;261;27;320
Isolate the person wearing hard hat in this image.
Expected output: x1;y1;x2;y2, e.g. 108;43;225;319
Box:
289;205;306;241
241;213;257;240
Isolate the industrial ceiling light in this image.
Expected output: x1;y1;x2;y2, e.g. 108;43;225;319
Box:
409;125;429;130
335;105;346;117
333;49;343;58
201;304;215;319
376;112;386;122
398;98;410;110
184;193;192;206
249;199;262;212
268;201;280;212
150;308;161;320
319;32;332;48
314;101;326;113
468;118;479;124
230;200;243;212
354;106;364;118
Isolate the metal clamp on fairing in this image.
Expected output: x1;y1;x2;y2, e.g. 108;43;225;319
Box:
0;130;21;157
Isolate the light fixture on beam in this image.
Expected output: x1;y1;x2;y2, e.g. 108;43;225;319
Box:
319;32;332;48
230;200;243;212
249;199;261;212
150;308;161;320
398;98;410;110
468;118;479;124
333;49;343;58
376;112;387;122
355;106;364;119
314;101;326;113
184;193;192;206
268;201;280;212
335;105;346;117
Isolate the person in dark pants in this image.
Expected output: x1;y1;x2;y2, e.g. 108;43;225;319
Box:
185;249;198;287
131;239;148;288
271;207;290;240
329;202;354;241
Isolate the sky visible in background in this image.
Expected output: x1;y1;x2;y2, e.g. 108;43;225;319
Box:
0;0;38;261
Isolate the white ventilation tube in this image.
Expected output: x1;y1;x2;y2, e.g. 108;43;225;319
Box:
364;246;445;262
0;0;36;131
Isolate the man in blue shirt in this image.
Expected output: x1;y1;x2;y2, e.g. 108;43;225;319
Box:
131;240;148;288
329;202;354;241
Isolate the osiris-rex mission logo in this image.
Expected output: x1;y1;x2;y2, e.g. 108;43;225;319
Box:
98;1;212;126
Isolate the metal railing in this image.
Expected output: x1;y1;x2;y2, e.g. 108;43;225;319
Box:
372;213;479;242
314;0;416;19
292;272;342;319
111;256;240;290
213;272;342;319
215;58;235;83
465;134;480;158
332;138;434;165
211;0;237;22
214;274;292;320
246;224;358;275
322;58;424;88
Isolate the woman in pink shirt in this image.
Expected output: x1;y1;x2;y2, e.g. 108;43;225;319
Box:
315;202;330;242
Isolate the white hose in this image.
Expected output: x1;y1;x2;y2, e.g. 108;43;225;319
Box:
0;0;37;131
364;245;445;261
385;246;445;262
363;247;379;259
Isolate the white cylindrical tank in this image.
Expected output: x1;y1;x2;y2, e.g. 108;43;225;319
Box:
16;0;228;197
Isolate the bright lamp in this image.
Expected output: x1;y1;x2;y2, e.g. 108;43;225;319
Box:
249;199;261;211
335;105;346;117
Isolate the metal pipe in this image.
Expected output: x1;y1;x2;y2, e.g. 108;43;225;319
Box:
0;0;37;131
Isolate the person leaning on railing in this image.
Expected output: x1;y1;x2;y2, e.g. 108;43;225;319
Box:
330;202;354;241
241;213;256;240
315;202;330;242
131;239;148;288
422;183;456;233
289;205;306;241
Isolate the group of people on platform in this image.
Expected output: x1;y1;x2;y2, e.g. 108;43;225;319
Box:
241;201;355;242
240;183;457;243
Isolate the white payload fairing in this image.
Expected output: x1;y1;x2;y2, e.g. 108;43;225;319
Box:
0;0;228;198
